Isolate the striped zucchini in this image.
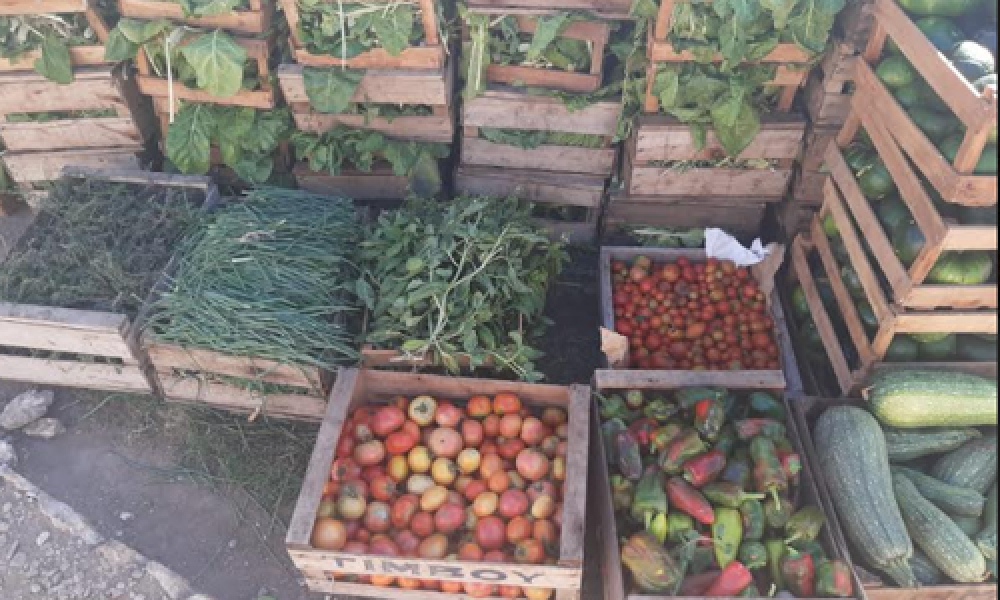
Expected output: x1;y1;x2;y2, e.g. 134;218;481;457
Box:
884;427;982;462
977;484;997;560
814;407;916;587
931;436;998;494
951;514;983;537
865;370;998;428
892;466;986;517
909;550;944;585
893;474;987;583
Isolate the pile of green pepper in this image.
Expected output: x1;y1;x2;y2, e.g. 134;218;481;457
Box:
599;388;855;597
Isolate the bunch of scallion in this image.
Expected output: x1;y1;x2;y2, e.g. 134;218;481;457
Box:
144;188;361;371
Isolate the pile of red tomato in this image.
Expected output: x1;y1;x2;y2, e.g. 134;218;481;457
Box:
611;256;780;371
311;392;570;599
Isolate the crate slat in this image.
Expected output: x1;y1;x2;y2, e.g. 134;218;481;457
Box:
633;115;805;163
461;138;615;176
277;64;452;108
463;92;620;136
291;111;454;144
455;166;605;209
293;164;414;200
117;0;272;35
3;148;140;185
0;356;151;392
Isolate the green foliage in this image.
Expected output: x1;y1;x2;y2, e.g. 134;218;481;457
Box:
105;20;255;98
479;128;606;149
290;127;448;196
359;196;567;380
302;67;365;113
165;103;292;183
653;63;779;155
0;14;99;83
296;0;424;59
176;0;246;18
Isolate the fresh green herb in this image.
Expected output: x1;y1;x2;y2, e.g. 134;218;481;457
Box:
479;128;606;149
0;14;99;83
165;102;292;184
0;176;204;315
290;127;448;196
358;196;567;380
145;188;362;371
296;0;426;59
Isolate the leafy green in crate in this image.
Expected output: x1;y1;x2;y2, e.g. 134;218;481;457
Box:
165;102;292;184
358;196;567;380
479;128;606;148
291;126;448;195
0;14;100;83
173;0;251;18
296;0;437;59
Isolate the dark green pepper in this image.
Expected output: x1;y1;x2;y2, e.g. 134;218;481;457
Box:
749;391;785;421
740;498;765;541
616;429;643;481
712;508;744;569
675;387;725;409
785;505;827;545
751;436;789;509
611;475;634;512
766;494;794;530
658;429;707;474
599;394;631;421
602;418;627;466
765;539;787;590
666;513;695;543
643;395;678;422
694;399;727;441
703;482;766;509
713;425;738;456
631;468;668;527
738;541;768;570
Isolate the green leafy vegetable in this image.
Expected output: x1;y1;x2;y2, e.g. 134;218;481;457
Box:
1;13;100;83
179;30;247;97
302;67;365;114
479;128;606;149
176;0;245;18
296;0;428;59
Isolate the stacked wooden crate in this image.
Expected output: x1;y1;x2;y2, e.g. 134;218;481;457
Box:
787;0;998;394
608;0;812;236
0;1;153;197
275;0;455;202
454;3;632;244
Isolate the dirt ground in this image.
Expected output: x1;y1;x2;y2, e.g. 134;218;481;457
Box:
1;248;605;600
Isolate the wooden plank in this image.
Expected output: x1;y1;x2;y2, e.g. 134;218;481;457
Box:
293;165;412;200
277;64;451;107
633;115;806;162
893;311;998;335
136;76;275;110
292;46;445;70
157;375;327;422
145;341;322;390
903;285;999;311
59;166;214;189
302;579;514;599
0;356;151;393
0;118;142;152
0;319;134;360
605;198;766;232
291;112;453;144
626;166;793;198
485;65;600;94
464;0;632;17
594;369;787;390
463;92;620;136
0;68;122;114
0;45;108;71
117;0;271;34
0;0;87;14
454;166;606;209
649;39;812;64
363;371;573;407
557;384;589;570
941;226;999;252
3;148;140;185
461;138;615;176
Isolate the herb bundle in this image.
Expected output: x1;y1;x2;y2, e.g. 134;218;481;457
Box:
145;188;361;370
0;177;204;315
165;102;293;184
1;13;99;83
358;196;567;380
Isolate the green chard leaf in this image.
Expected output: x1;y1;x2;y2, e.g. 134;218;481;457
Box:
302;67;364;114
179;30;246;97
370;5;414;56
526;12;574;62
166;104;215;175
178;0;242;18
34;35;73;84
104;27;139;62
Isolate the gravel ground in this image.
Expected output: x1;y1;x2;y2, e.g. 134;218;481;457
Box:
0;466;210;600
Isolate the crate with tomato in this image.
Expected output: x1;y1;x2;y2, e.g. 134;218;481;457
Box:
286;369;590;600
599;247;801;392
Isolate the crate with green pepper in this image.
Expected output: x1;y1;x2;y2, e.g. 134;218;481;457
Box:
590;378;861;599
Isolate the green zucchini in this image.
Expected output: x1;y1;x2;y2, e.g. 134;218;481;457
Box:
865;370;998;428
892;466;986;517
951;514;983;537
909;550;944;585
977;483;997;560
931;436;999;494
893;473;988;583
884;427;982;462
814;407;917;587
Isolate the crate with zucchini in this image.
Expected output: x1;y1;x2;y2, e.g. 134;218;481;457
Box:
277;62;455;200
793;370;998;599
858;0;996;207
591;370;862;598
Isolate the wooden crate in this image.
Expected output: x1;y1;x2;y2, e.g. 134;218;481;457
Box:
0;68;153;154
604;189;769;236
1;148;143;190
0;0;110;71
800;124;840;173
802;43;857;127
285;368;590;600
142;335;329;422
598;246;798;390
279;0;444;69
136;36;276;109
644;0;814;114
791;170;827;206
593;376;860;600
789;224;997;396
293;163;417;201
454;165;605;245
621;114;804;200
0;168;217;393
463;0;632;18
827;106;998;310
834;0;875;53
791;395;998;600
860;0;997;206
117;0;274;35
466;15;610;94
277;61;456;144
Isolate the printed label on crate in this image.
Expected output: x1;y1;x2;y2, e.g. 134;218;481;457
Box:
291;552;580;588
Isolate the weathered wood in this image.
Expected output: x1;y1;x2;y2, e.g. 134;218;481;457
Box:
145;341;322;390
802;43;857;127
3;148;140;185
158;375;328;422
632;115;806;162
0;356;151;393
626;165;793;198
0;45;108;71
0;68;124;115
454;166;606;208
287;369;588;596
605;196;766;233
293;164;413;200
0;307;136;360
464;0;632;18
117;0;272;34
0;1;110;70
461;137;616;176
0;0;88;13
0;119;142;152
463;91;620;136
277;64;451;107
291;111;454;144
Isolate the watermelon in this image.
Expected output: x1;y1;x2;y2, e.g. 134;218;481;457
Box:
892;220;927;266
927;252;995;284
918;334;958;360
898;0;983;17
885;335;920;362
877;56;918;88
916;16;966;52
